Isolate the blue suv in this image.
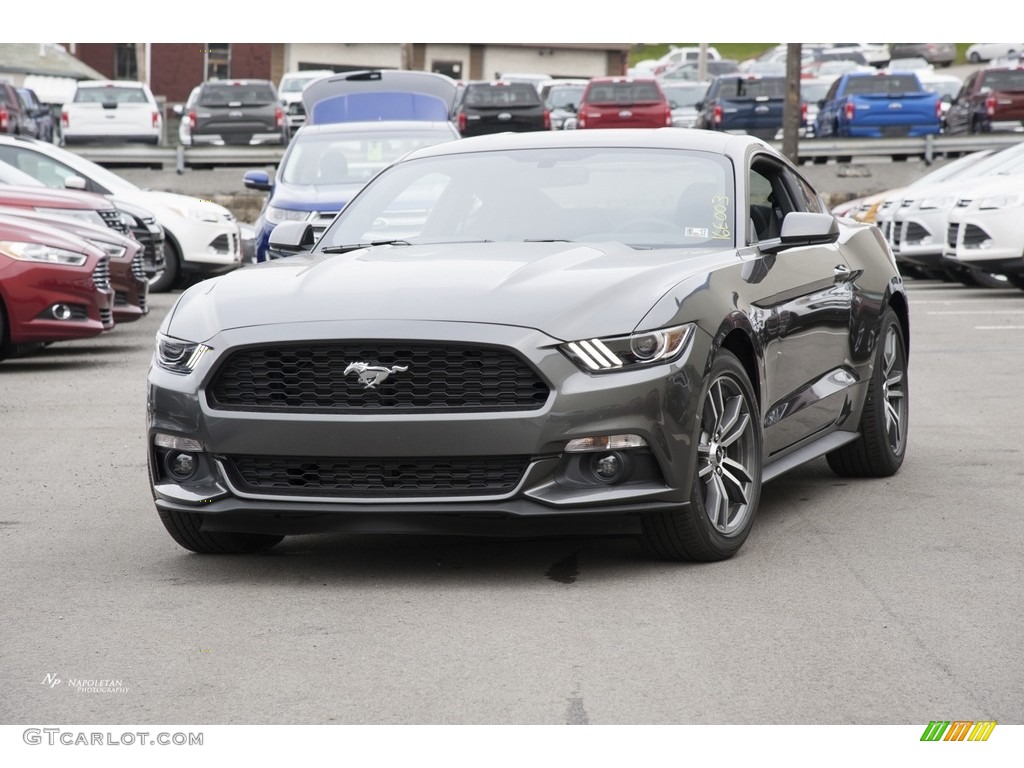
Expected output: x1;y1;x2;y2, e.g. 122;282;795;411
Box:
244;70;460;262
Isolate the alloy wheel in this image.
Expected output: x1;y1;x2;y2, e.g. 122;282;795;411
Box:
697;375;756;535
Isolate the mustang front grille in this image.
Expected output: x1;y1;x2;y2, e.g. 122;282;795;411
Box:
208;342;550;412
223;454;530;497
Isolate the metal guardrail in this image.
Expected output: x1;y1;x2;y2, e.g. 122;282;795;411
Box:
74;134;1024;170
74;145;286;171
778;133;1024;163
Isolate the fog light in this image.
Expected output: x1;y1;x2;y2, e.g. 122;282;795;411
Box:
565;434;648;453
168;452;197;480
588;451;633;485
154;433;204;452
52;303;72;320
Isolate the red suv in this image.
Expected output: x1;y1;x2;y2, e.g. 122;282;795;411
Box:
576;77;672;129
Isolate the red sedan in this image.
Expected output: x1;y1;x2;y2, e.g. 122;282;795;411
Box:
0;206;148;324
0;215;114;360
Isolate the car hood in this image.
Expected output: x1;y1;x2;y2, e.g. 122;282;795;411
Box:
113;189;233;224
167;241;734;343
266;181;364;212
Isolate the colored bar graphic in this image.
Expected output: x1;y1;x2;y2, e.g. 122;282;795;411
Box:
944;721;973;741
921;721;950;741
920;720;997;742
968;721;997;741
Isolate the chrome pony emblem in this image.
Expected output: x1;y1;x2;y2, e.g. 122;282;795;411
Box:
344;362;409;389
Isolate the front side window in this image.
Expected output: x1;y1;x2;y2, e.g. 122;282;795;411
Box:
317;147;735;250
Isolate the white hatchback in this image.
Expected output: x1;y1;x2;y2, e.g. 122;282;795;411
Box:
61;80;163;145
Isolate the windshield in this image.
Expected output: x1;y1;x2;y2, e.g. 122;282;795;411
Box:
199;83;277;106
662;85;708;107
74;86;149;104
546;85;585;109
280;76;322;93
317;147;735;250
584;82;663;105
280;129;456;186
715;78;787;99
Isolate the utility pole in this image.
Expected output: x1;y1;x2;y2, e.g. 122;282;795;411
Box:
782;43;802;163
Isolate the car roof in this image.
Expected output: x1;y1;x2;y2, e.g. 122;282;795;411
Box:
295;120;457;137
76;80;149;91
395;127;767;162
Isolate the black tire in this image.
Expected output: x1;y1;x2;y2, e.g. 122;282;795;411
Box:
641;350;762;562
149;239;179;293
1005;274;1024;291
827;307;908;478
950;267;1008;289
158;509;283;554
969;52;982;64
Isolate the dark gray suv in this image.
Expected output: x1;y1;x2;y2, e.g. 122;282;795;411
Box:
185;79;287;146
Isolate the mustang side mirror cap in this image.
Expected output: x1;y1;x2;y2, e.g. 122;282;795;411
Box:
759;212;840;255
243;169;273;191
268;221;316;253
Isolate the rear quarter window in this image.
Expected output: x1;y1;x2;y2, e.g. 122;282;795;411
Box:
584;82;664;104
463;84;541;107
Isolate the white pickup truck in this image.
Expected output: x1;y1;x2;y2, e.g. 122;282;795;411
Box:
61;80;163;145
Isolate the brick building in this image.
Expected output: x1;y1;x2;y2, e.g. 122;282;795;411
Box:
67;43;630;104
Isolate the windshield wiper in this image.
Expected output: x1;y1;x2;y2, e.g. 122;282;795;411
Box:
321;239;413;254
523;238;574;243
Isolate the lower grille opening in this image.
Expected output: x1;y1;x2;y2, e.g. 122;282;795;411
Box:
224;454;531;497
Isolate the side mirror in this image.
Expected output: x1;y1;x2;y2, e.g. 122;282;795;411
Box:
243;169;273;191
758;212;840;255
567;102;577;113
695;100;705;110
172;104;184;117
268;221;316;255
64;175;87;191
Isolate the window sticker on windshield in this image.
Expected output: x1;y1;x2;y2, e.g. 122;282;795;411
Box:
685;227;710;237
367;141;383;162
711;195;731;240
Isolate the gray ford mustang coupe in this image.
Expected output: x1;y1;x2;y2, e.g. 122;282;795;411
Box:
148;129;908;561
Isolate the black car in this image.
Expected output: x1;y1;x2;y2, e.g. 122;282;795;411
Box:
148;129;909;563
0;82;26;136
16;88;55;142
184;79;288;146
454;81;549;137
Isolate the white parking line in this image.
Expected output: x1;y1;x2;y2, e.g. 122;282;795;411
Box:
927;310;1024;315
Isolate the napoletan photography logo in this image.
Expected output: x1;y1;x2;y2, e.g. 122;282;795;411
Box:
41;673;130;694
920;720;997;742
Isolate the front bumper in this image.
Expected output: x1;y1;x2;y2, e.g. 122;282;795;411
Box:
2;260;114;345
148;319;712;533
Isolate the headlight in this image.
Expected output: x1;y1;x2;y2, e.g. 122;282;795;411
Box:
0;240;88;266
90;242;127;259
265;206;309;225
978;194;1023;210
167;205;220;223
155;334;212;374
918;196;952;210
33;207;106;228
562;324;694;372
